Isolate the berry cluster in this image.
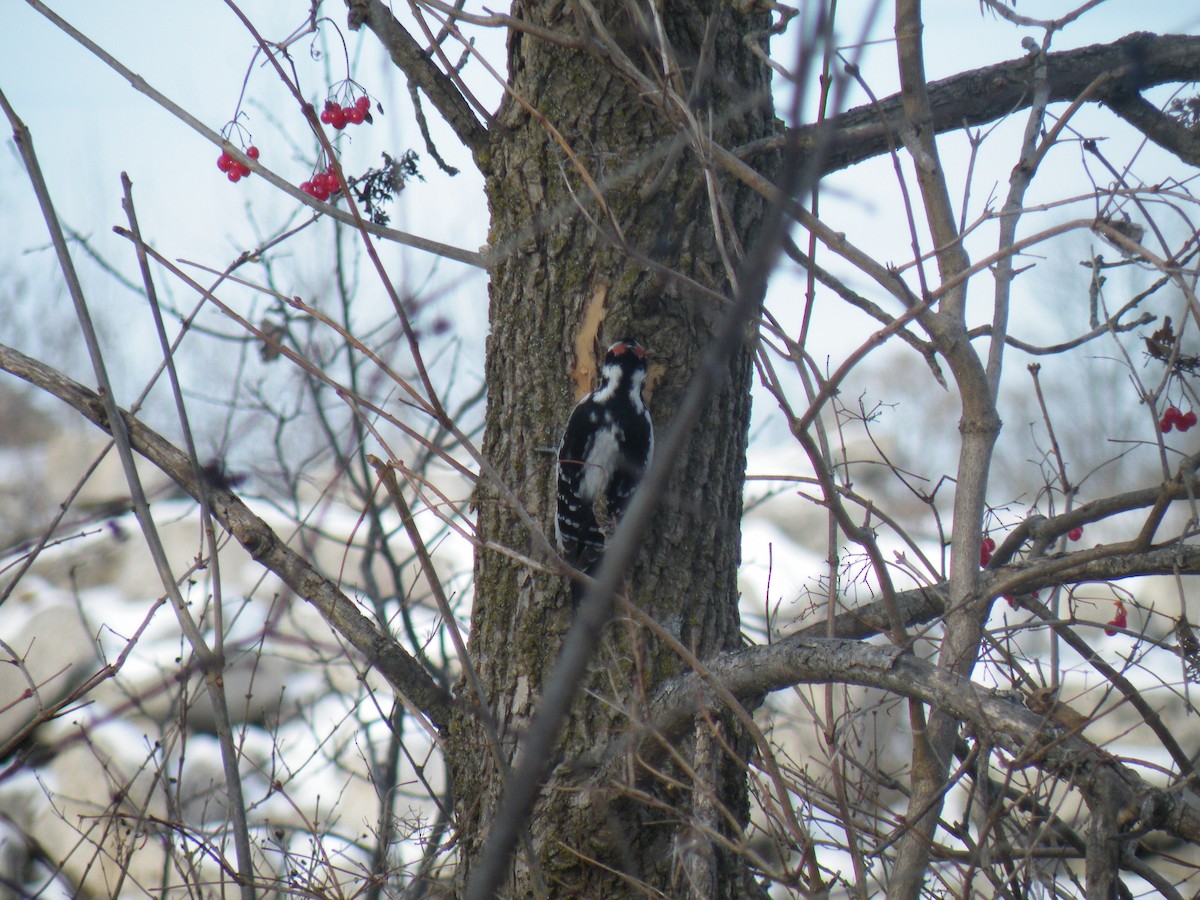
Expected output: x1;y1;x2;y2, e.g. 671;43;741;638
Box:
217;146;259;183
1104;599;1128;637
300;165;342;202
1161;406;1197;433
320;96;372;130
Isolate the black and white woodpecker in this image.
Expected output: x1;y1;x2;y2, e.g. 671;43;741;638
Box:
554;339;654;573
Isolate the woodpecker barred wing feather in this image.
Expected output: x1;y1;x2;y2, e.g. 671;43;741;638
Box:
556;400;607;568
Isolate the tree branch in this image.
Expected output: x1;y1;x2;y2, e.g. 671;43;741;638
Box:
741;33;1200;175
0;343;455;733
1106;93;1200;168
604;637;1200;848
804;536;1200;646
346;0;490;159
891;0;992;887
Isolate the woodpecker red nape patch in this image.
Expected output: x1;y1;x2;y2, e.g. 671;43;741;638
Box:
610;339;645;358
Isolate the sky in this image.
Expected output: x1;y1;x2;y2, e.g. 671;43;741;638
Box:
2;2;1197;352
2;1;1200;478
5;2;1196;274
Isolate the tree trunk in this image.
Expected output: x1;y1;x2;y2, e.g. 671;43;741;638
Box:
446;1;777;894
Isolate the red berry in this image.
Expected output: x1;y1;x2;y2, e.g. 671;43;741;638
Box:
1163;407;1183;432
346;107;365;125
312;183;331;201
246;145;259;160
299;181;315;196
227;169;242;183
1105;601;1128;636
320;108;333;124
238;162;251;178
1068;526;1082;542
980;536;995;567
1183;411;1198;431
217;152;233;172
355;95;371;113
331;109;347;130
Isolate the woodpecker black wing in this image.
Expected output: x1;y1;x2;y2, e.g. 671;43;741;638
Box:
556;397;606;570
604;409;652;524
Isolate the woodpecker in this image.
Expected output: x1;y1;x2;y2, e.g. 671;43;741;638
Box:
555;339;654;573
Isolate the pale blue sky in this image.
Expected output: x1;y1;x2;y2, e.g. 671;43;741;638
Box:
2;2;1198;437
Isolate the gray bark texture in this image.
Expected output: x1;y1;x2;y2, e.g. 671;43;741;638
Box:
445;1;778;895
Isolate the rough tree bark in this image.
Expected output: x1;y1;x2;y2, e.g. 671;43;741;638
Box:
444;1;777;895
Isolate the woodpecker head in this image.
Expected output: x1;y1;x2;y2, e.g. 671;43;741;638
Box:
602;338;647;381
605;338;645;366
595;338;648;404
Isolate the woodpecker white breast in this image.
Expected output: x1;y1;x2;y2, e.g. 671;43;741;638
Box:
555;339;654;571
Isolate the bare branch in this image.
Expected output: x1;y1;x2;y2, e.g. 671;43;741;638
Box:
1106;93;1200;168
613;637;1200;847
346;0;490;158
742;33;1200;175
